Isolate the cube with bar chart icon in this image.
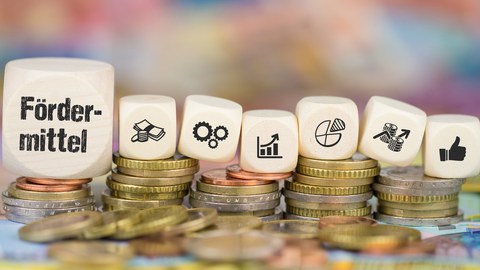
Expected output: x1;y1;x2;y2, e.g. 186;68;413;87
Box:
296;96;358;160
239;110;298;173
358;96;427;166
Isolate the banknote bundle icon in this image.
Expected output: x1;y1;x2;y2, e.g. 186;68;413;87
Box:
131;119;166;143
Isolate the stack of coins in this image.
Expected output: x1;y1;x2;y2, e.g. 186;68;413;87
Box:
189;165;285;221
102;152;198;211
374;166;465;226
2;177;95;224
284;153;379;220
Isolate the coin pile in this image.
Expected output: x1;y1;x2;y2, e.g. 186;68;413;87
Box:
374;166;465;226
102;152;198;211
189;165;285;221
2;177;95;224
284;153;379;220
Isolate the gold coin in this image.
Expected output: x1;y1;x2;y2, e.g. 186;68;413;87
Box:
106;177;190;193
196;180;278;196
214;216;263;232
110;189;188;200
294;174;374;187
318;216;377;228
375;192;459;203
48;240;134;267
285;181;371;195
218;208;275;217
112;205;188;239
378;206;459;218
19;211;103;242
297;153;378;170
378;199;459;211
287;204;372;218
101;189;182;209
80;209;142;239
262;220;320;239
111;167;194;186
158;208;218;237
117;165;199;178
8;182;91;201
113;152;198;170
296;165;380;179
285;198;366;210
318;224;421;251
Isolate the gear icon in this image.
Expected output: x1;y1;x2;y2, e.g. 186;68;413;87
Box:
214;125;229;141
208;139;219;149
193;121;213;142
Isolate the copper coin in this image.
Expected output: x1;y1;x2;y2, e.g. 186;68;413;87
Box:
201;169;274;186
318;216;377;228
26;177;92;186
226;164;292;181
16;177;83;192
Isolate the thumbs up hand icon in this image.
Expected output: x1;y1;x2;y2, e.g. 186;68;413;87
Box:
439;136;466;161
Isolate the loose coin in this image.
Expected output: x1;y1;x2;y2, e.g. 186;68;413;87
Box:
285;180;371;195
101;189;182;209
262;220;320;239
117;165;199;178
213;216;263;232
318;216;377;228
26;177;92;186
375;192;459;203
218;209;275;217
201;169;274;186
377;166;465;189
130;236;185;257
113;152;198;170
158;208;218;237
2;191;95;209
196;180;278;196
286;204;372;218
110;189;188;201
16;177;82;192
294;174;374;187
362;240;436;255
285;198;366;211
283;189;373;203
284;213;323;221
318;224;421;251
19;211;103;242
106;177;190;193
184;230;284;261
8;183;91;201
378;205;459;218
378;199;459;211
374;211;464;226
189;197;279;212
190;187;281;204
373;183;461;196
81;209;142;239
297;153;378;170
48;240;134;267
226;164;292;180
3;204;95;218
111;167;193;187
296;165;380;179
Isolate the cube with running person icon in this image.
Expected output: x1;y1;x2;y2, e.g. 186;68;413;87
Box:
358;96;427;166
178;95;242;162
423;114;480;178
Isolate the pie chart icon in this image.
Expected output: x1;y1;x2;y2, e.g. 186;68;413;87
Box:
315;118;346;147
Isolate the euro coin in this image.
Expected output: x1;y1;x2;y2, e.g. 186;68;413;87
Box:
297;153;378;170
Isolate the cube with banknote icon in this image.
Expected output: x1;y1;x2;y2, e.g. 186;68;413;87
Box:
358;96;427;166
119;95;176;160
423;114;480;178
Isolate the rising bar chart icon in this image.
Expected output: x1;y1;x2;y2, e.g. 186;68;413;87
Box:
257;133;282;159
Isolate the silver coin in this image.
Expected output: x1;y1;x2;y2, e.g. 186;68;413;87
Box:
282;189;373;203
284;213;319;221
259;208;283;222
2;192;95;209
373;183;461;196
4;203;96;218
374;211;464;226
189;197;280;212
5;212;42;224
190;187;281;203
378;166;465;189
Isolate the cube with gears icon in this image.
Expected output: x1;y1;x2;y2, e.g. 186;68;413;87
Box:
423;114;480;178
358;96;427;166
177;95;242;162
296;96;358;160
119;95;176;160
239;110;298;173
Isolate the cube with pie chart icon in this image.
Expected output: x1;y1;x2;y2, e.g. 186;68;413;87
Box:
358;96;426;166
296;96;358;160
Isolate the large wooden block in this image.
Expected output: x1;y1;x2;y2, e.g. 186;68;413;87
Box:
2;58;114;178
239;110;298;173
358;96;426;166
423;114;480;178
177;95;242;162
119;95;176;160
296;96;358;160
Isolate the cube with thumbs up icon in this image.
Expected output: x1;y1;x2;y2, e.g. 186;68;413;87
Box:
423;114;480;178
